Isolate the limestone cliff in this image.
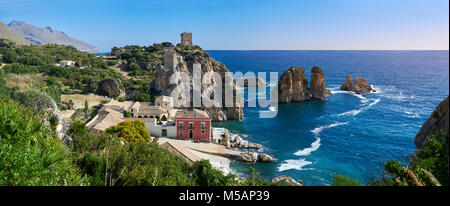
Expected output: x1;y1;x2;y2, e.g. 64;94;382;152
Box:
310;66;331;100
414;96;449;150
151;47;243;121
340;75;374;94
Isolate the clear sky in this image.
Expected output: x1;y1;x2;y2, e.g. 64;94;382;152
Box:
0;0;448;51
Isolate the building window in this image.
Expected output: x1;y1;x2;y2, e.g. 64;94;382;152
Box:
202;130;205;134
179;132;183;138
201;122;206;129
189;122;193;129
179;122;184;129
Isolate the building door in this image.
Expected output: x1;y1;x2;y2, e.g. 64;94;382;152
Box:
161;129;167;137
189;130;193;139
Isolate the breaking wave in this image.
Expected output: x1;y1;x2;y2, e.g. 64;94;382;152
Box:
330;90;369;103
337;98;380;116
278;159;313;172
293;122;349;156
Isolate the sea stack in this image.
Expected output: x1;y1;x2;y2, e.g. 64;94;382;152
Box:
276;66;311;103
274;66;331;103
310;66;331;100
340;75;374;94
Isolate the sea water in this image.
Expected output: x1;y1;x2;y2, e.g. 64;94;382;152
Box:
208;50;449;186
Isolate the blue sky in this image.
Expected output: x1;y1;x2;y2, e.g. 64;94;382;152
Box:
0;0;448;51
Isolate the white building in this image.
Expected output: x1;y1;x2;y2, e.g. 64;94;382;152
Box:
144;118;177;138
57;60;76;67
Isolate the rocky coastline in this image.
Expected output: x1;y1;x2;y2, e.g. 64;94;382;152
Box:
151;47;243;122
414;96;449;151
220;129;274;163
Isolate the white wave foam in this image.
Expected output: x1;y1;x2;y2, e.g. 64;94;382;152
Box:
392;106;421;118
294;122;349;156
330;90;352;94
310;122;349;136
330;90;368;103
337;98;380;116
277;159;312;172
371;85;381;93
294;138;321;156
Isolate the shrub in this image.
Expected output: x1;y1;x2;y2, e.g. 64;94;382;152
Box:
106;60;118;66
0;101;86;185
123;110;132;118
106;120;152;144
118;96;126;102
192;160;238;186
1;49;18;63
332;173;362;186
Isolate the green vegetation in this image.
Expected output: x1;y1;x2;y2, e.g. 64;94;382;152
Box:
118;96;126;102
0;97;273;186
0;38;294;186
0;38;155;102
0;100;86;185
376;130;449;186
123;110;132;118
106;120;152;144
332;173;362;186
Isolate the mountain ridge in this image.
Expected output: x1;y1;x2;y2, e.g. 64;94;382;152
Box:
0;21;32;45
7;20;101;53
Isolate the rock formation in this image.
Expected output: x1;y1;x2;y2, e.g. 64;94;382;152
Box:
239;152;259;163
340;75;374;94
340;75;352;91
272;176;304;186
276;66;311;103
230;135;263;149
222;129;232;149
238;152;274;163
151;47;243;121
97;79;121;97
310;66;331;100
258;153;275;162
414;96;449;150
11;89;71;144
274;66;330;103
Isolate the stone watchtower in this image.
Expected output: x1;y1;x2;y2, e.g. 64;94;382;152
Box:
180;32;193;46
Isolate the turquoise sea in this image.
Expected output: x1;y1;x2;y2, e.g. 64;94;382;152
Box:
208;50;449;186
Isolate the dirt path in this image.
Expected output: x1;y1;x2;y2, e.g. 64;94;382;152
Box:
110;60;132;79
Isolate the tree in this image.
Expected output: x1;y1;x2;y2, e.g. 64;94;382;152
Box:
2;49;18;63
127;62;141;71
106;120;152;144
84;100;89;119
